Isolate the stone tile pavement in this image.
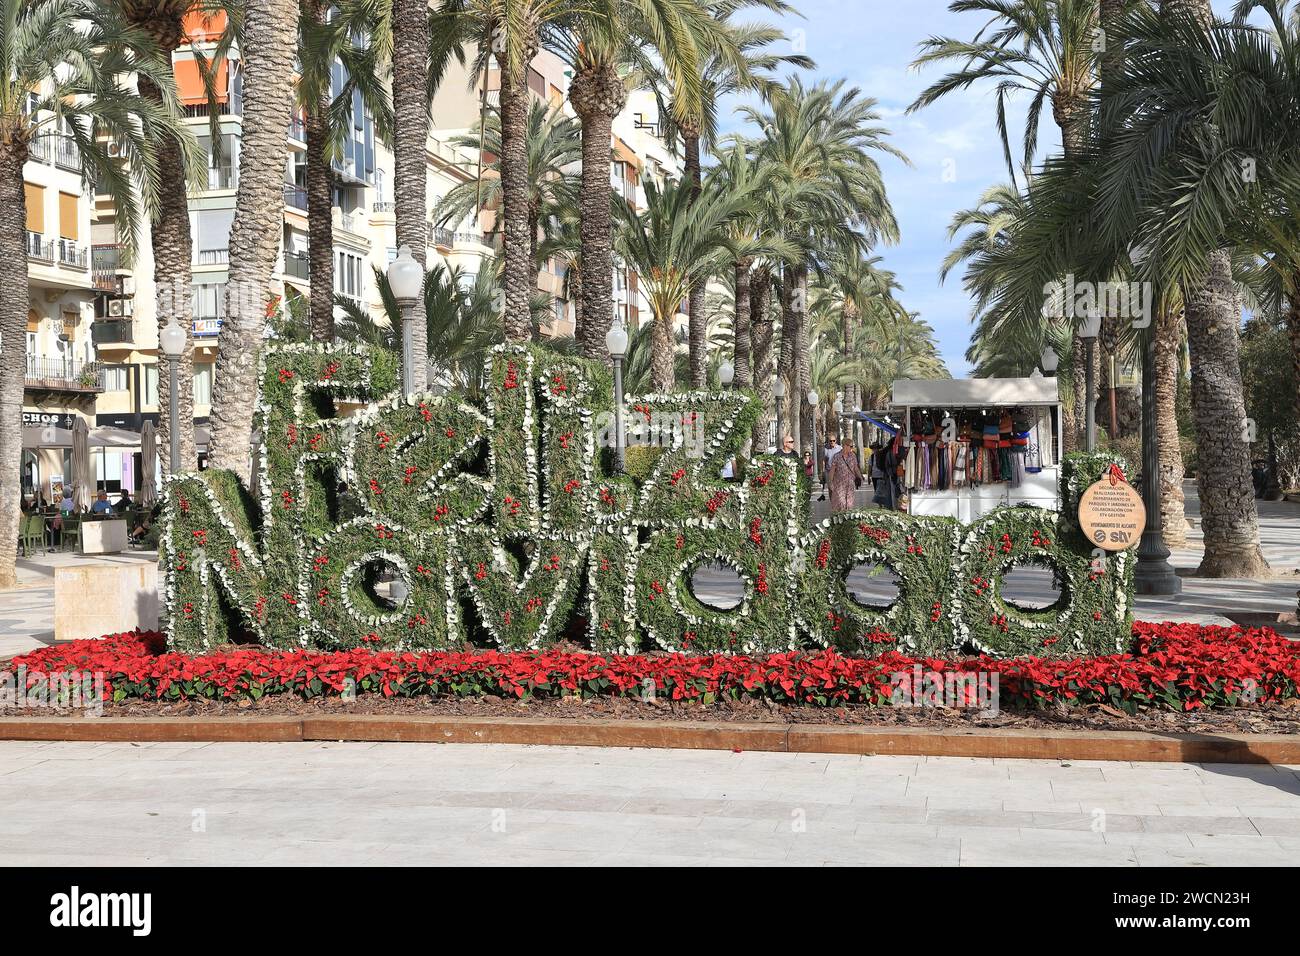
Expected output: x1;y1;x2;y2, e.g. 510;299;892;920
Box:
2;742;1298;866
0;551;156;658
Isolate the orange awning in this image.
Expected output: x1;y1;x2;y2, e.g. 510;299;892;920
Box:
174;57;228;105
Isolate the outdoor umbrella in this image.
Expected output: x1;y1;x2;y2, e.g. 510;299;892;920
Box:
71;418;92;512
139;421;158;506
21;426;72;449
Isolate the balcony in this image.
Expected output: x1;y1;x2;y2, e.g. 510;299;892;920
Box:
27;136;51;162
283;185;307;211
24;357;103;393
196;249;230;266
193;317;223;338
57;240;88;269
92;318;134;346
288;117;306;142
52;136;81;171
183;101;241;119
282;252;310;281
27;134;80;171
372;200;396;214
432;226;454;248
26;231;53;264
92;244;123;292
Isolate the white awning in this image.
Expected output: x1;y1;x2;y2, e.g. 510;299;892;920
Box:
891;377;1059;408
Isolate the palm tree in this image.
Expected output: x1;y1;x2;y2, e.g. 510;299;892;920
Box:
548;0;725;361
391;0;426;374
744;77;905;454
1087;0;1269;576
942;180;1077;448
812;254;906;417
639;1;813;386
298;0;392;341
613;176;783;391
435;99;581;285
118;0;227;476
429;0;571;343
910;0;1100;178
0;0;182;588
960;2;1270;575
336;262;506;401
207;0;300;483
910;0;1102;439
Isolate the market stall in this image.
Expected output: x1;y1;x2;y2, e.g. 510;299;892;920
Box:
889;376;1063;521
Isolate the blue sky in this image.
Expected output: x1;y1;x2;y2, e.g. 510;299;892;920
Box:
716;0;1243;377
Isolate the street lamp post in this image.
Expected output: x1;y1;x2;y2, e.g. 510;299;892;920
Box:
807;389;819;481
773;377;785;453
606;319;628;474
1039;343;1059;377
159;319;186;475
1079;312;1101;451
1134;322;1182;595
387;245;425;394
718;360;734;390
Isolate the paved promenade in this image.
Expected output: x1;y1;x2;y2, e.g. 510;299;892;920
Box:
1;741;1297;866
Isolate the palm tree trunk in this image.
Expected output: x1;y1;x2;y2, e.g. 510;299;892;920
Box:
1097;0;1138;439
733;258;752;387
749;266;773;450
1182;249;1268;576
777;269;798;450
528;206;541;339
1286;287;1300;421
128;10;196;476
305;0;335;342
650;308;675;393
1055;90;1092;448
570;64;625;358
683;131;706;388
496;29;540;344
207;0;298;484
392;0;430;378
0;145;28;588
795;267;813;458
1155;306;1189;547
569;264;583;340
138;70;197;476
1162;0;1267;576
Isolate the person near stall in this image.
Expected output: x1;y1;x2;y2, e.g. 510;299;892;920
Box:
828;441;863;513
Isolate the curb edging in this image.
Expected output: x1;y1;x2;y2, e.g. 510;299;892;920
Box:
1;715;1298;763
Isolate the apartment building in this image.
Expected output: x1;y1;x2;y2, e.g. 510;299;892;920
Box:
429;48;683;338
20;13;678;501
19;96;101;504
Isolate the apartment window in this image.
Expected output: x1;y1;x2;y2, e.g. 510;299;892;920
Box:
25;184;44;233
194;209;235;263
58;192;79;240
192;283;226;320
193;364;213;406
142;365;158;408
102;365;129;392
335;251;364;299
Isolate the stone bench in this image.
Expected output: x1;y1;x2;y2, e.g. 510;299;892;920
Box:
54;562;159;643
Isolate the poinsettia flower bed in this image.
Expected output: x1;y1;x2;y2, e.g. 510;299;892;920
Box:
10;622;1300;713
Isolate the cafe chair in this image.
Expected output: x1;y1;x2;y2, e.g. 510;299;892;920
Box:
60;516;82;553
20;514;45;556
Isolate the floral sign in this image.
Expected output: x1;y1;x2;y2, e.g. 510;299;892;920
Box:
160;343;1134;658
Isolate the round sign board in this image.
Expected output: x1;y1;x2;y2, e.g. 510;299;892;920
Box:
1078;477;1146;551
